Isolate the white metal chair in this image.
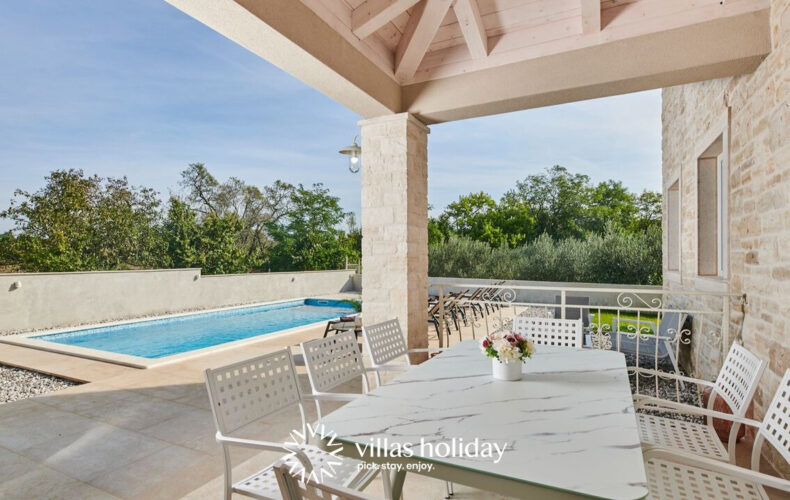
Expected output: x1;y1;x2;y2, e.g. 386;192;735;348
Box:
362;318;446;387
273;456;382;500
361;318;453;498
512;316;583;348
301;330;371;420
634;342;765;463
204;348;378;500
642;369;790;499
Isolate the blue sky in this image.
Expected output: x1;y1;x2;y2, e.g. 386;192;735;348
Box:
0;0;661;232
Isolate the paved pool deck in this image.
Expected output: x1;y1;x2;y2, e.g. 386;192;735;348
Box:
0;307;786;499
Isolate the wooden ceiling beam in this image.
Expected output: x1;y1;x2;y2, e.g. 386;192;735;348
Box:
453;0;487;59
352;0;422;39
395;0;453;81
581;0;601;34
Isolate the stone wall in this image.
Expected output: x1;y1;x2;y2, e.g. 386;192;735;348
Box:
360;113;429;355
0;269;357;333
662;0;789;475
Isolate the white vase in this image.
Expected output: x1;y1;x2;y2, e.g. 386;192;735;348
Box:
492;358;522;381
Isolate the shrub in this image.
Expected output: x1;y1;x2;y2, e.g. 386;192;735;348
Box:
429;224;661;285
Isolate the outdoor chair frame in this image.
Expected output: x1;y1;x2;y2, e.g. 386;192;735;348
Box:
641;368;790;499
204;348;378;500
633;342;765;464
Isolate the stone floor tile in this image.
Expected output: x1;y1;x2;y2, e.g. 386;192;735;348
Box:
20;422;170;482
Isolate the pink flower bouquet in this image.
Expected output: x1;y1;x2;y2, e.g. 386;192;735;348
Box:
480;331;535;363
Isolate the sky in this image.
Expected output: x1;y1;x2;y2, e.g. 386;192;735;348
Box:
0;0;661;233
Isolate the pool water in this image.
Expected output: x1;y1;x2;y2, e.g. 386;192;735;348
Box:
34;299;356;359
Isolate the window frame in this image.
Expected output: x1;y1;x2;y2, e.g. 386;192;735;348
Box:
693;110;730;282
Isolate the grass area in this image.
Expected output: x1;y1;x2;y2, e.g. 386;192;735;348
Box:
590;310;659;335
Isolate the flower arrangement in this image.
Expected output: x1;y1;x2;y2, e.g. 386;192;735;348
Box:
480;332;535;363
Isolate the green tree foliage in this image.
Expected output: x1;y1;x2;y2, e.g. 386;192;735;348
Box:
435;192;535;248
266;184;351;271
506;165;591;240
429;223;662;285
177;163;295;268
1;164;662;285
431;166;661;251
0;170;166;271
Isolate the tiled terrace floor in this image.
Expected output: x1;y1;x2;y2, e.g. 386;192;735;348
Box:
0;308;787;499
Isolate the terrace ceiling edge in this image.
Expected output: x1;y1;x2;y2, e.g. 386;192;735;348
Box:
165;0;771;124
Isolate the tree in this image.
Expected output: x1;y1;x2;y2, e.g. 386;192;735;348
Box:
437;192;535;248
0;169;166;271
163;197;249;274
178;163;294;268
505;165;591;240
197;212;248;274
631;190;662;233
0;232;19;270
584;180;637;234
266;184;350;271
164;197;200;269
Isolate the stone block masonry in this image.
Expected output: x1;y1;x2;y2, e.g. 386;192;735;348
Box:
661;0;790;476
360;113;429;359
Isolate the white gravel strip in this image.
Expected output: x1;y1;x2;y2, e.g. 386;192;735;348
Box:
0;364;78;404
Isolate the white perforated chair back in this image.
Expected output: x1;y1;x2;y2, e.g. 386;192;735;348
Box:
204;348;301;435
302;331;366;393
713;342;765;417
513;316;584;348
362;319;409;366
758;370;790;466
273;458;380;500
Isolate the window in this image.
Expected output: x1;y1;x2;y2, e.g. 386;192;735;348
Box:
667;180;680;272
697;134;727;277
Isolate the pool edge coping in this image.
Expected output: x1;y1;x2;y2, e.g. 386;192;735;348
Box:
0;296;359;369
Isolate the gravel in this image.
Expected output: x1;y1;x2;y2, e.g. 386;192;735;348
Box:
626;354;704;424
0;364;79;404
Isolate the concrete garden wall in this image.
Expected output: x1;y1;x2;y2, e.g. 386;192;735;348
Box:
0;269;358;333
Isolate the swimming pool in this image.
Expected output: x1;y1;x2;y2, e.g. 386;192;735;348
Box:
31;298;356;360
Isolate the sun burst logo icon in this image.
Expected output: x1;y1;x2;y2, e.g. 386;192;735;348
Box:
283;423;344;484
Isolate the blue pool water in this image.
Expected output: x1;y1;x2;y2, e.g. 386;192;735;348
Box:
34;299;356;359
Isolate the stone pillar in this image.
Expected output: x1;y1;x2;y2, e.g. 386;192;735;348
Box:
359;113;429;360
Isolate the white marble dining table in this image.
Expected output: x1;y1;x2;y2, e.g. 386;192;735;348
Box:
319;340;648;500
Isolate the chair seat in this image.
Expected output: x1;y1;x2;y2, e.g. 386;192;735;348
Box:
233;444;374;500
646;457;769;499
638;414;729;461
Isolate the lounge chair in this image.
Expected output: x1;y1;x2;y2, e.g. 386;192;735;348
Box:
609;311;688;375
323;316;361;338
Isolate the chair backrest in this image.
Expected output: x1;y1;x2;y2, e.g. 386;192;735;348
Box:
301;330;368;394
755;369;790;469
362;318;409;366
204;348;301;435
657;311;687;340
554;295;590;328
712;342;765;417
513;316;584;348
273;458;379;500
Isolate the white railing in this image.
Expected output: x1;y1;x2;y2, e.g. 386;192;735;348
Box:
429;279;744;402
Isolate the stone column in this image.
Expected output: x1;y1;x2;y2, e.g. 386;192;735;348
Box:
359;113;429;360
